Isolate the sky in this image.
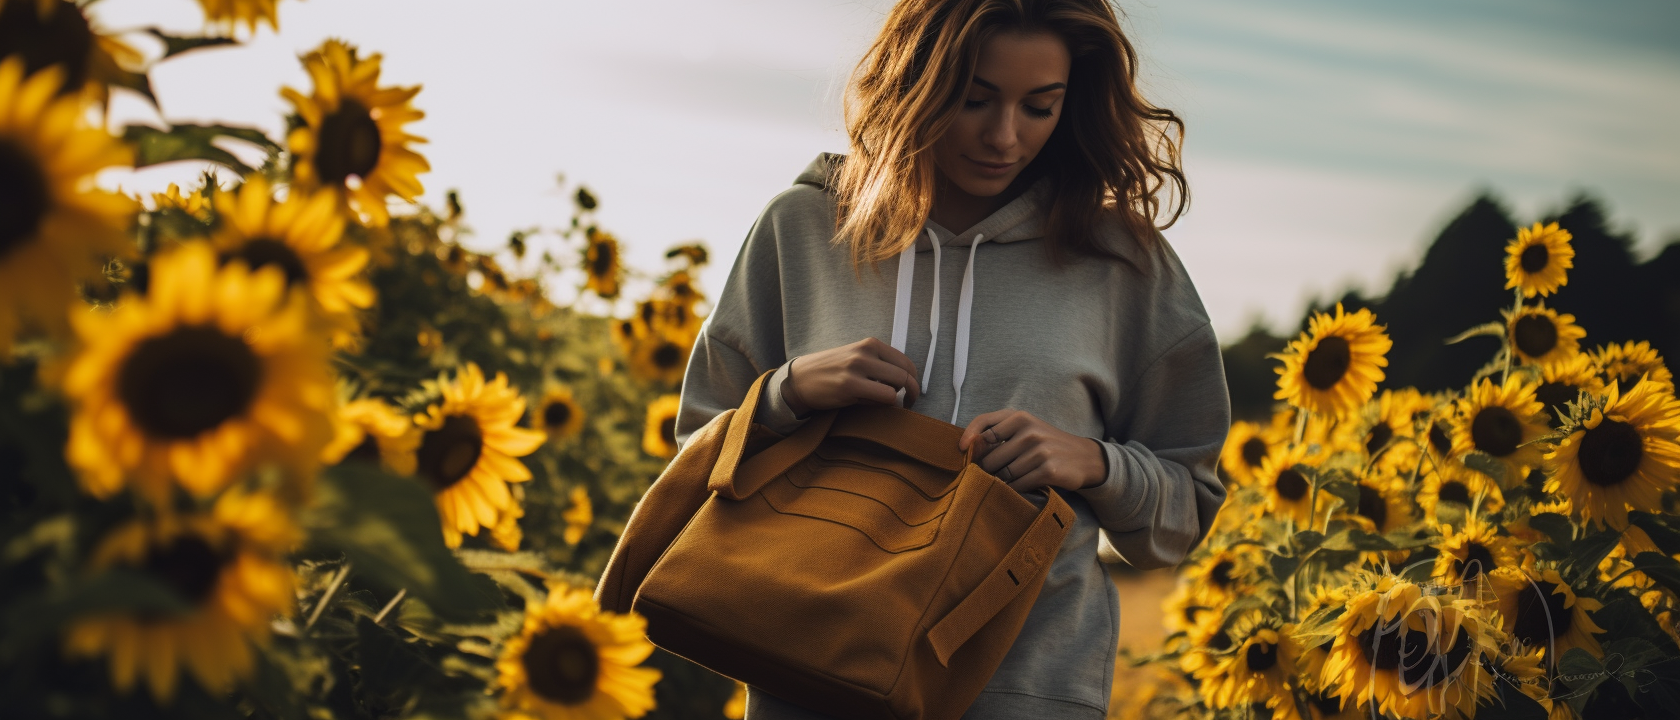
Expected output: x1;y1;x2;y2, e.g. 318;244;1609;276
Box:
96;0;1680;340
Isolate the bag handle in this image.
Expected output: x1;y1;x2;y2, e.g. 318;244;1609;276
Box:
926;484;1074;667
707;368;791;499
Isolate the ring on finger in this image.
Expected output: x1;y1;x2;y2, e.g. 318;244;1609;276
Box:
998;464;1014;482
984;427;1001;446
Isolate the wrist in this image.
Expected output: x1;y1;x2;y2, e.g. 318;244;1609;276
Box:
1081;438;1108;489
781;357;811;418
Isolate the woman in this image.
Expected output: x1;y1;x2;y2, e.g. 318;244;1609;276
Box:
673;0;1230;717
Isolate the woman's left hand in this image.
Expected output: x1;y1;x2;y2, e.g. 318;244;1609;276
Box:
958;409;1109;493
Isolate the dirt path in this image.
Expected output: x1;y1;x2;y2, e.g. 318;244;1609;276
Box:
1107;567;1181;718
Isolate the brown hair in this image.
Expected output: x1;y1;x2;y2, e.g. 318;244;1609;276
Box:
833;0;1187;273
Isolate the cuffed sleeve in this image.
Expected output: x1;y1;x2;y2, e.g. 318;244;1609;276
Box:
1076;322;1230;570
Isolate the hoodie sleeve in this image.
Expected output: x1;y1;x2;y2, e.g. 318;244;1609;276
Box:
1074;321;1230;570
672;205;811;453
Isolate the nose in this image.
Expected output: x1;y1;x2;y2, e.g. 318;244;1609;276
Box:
981;106;1018;154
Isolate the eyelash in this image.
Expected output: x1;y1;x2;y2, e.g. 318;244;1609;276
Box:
964;99;1055;118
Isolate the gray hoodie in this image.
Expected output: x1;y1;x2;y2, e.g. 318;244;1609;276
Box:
674;154;1230;718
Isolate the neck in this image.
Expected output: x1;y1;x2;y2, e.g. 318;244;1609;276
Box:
929;174;1005;234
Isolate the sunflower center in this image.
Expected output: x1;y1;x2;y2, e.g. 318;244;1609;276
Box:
223;238;309;287
652;342;682;370
315;98;383;185
1302;336;1352;390
1520;244;1549;274
543;401;573;428
1470;406;1523;458
1357;484;1387;529
417;414;483;490
1365;423;1393;456
1577;419;1643;487
1512;316;1558;359
522;624;601;706
0;0;94;91
1512;580;1572;645
346;434;381;465
1208;630;1233;652
590;243;616;277
1400;626;1473;687
1437;480;1470;506
1455;542;1496;582
639;301;656;325
1535;382;1577;428
1246;641;1278;672
0;140;48;257
660;416;677;447
1210;559;1235;588
118;326;264;439
1240;437;1267;468
1275;469;1308;501
142;535;229;609
1428;423;1452;456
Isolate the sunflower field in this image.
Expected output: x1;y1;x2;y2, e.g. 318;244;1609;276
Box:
1117;216;1680;719
0;1;738;718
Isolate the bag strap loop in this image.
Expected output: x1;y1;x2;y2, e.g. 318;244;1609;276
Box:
926;485;1074;667
707;369;777;498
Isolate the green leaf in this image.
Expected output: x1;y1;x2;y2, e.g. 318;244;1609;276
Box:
1629;512;1680;555
1630;552;1680;597
145;28;240;59
1566;527;1623;585
1292;530;1325;554
1270;553;1301;582
1322;528;1396;551
1558;646;1608;716
1528;513;1575;547
1319;479;1360;511
1461;452;1510;485
303;464;504;623
122;123;280;174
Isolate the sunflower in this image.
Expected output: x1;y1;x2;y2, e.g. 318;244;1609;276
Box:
495;585;660;720
1504;304;1585;367
281;39;429;227
1185;544;1267;609
627;328;692;385
562;486;592;546
1433;516;1520;587
1534;352;1605;429
582;228;622;299
195;0;281;34
1272;304;1391;419
1339;388;1432;473
64;491;297;703
0;57;135;352
150;182;210;219
1306;572;1503;720
320;396;420;475
210;174;372;317
641;394;681;458
1193;622;1302;710
1543;380;1680;531
414;362;546;548
666;242;709;267
1494;645;1556;718
1255;444;1319;526
61;243;334;505
0;0;146;103
1488;565;1605;658
1161;577;1215;637
1592;340;1674;394
1338;475;1413;537
1450;376;1550;485
537;386;585;443
492;488;524;552
1220;420;1276;486
1418;461;1504;525
1504;221;1574;299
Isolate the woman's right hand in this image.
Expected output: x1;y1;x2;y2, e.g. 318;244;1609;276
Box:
783;337;922;416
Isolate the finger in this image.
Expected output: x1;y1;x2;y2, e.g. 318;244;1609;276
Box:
872;344;922;407
980;436;1029;477
846;373;902;407
959;410;1011;454
860;356;918;403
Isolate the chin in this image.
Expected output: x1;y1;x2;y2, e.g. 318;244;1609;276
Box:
955;173;1018;198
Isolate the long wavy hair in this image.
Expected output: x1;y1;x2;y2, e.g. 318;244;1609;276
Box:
833;0;1187;273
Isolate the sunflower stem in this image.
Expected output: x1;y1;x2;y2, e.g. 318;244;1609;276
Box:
306;561;353;631
1501;288;1521;383
373;587;407;625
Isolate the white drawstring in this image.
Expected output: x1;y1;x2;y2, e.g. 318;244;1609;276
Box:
949;232;983;424
888;229;984;424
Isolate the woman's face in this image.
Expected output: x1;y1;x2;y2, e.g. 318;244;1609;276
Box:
932;30;1071;199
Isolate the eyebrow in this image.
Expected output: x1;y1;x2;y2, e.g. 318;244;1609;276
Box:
971;76;1066;95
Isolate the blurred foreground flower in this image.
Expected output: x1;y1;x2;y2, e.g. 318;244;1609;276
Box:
496;585;661;720
0;57;135;352
415;362;545;548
